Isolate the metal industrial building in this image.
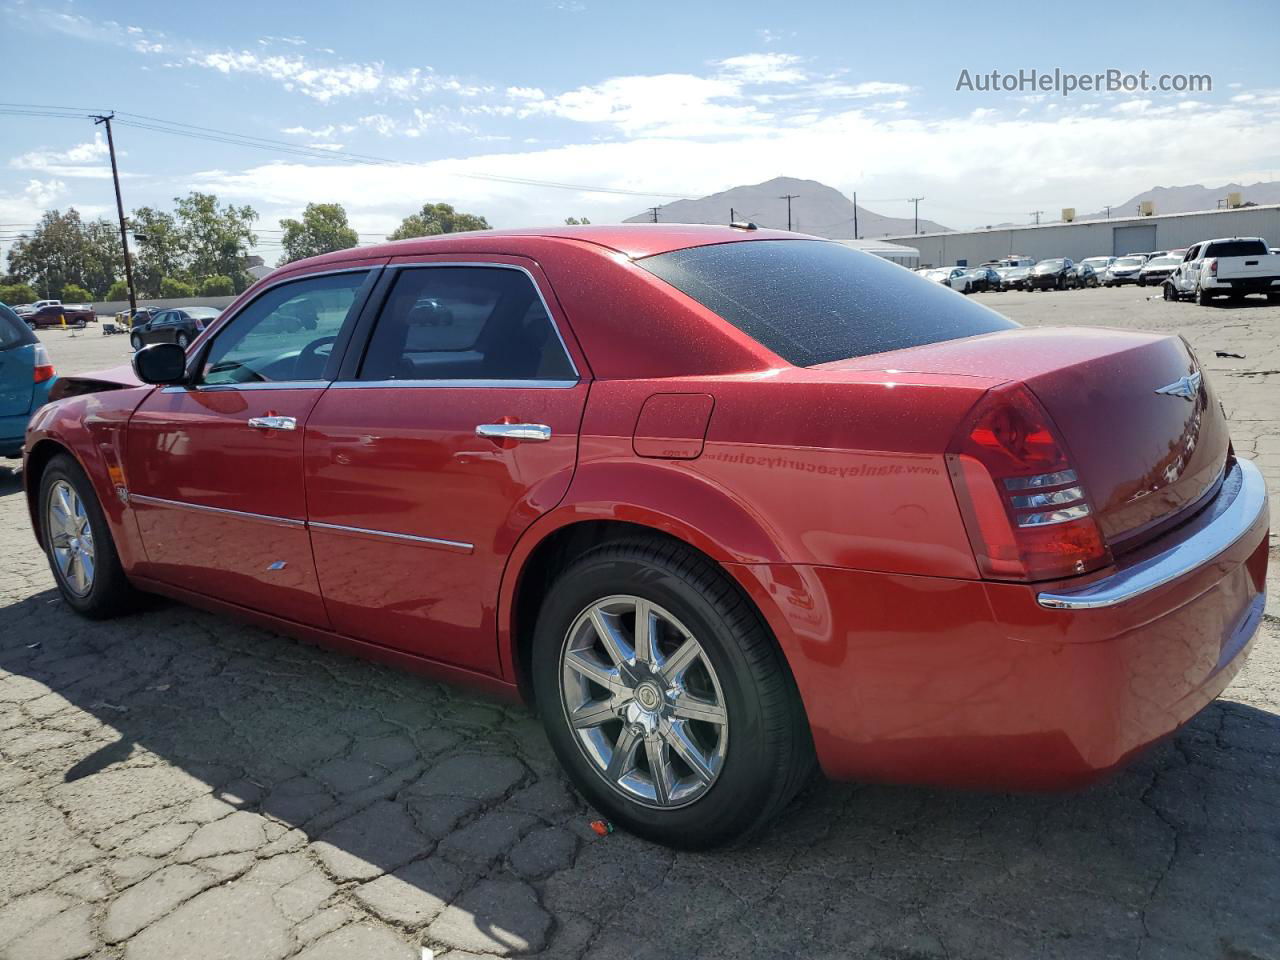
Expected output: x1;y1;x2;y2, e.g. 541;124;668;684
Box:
834;237;920;268
883;204;1280;268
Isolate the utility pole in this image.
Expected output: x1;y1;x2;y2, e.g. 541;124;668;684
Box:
779;194;799;231
1104;205;1112;219
1028;210;1044;225
92;113;136;316
730;207;735;223
647;206;660;223
852;191;858;239
908;197;924;234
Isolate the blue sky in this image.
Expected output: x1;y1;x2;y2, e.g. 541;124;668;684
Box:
3;0;1280;261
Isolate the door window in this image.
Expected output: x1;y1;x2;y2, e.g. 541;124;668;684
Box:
357;267;576;382
199;271;369;386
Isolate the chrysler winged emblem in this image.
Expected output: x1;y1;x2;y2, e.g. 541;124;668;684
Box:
1154;370;1202;401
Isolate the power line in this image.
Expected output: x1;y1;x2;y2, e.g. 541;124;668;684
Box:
0;103;695;200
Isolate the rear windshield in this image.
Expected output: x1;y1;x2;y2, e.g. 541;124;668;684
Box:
0;302;37;350
1204;239;1268;258
639;240;1018;366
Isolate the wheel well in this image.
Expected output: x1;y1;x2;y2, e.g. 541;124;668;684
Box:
22;439;68;547
510;520;769;711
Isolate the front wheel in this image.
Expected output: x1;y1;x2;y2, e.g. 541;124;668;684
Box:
130;333;143;350
39;454;142;618
531;539;814;848
175;331;190;349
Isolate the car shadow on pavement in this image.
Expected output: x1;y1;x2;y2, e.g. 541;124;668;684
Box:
2;588;1279;959
0;465;23;498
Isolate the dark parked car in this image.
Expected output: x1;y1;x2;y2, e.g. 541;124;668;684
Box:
1068;262;1100;288
1027;258;1076;290
21;303;97;329
966;266;1003;292
130;307;222;350
1002;266;1033;290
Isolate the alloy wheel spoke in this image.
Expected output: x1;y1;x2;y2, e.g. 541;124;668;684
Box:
645;736;673;805
564;650;627;695
569;699;617;730
590;608;634;667
671;692;727;726
607;726;641;782
663;720;716;784
77;553;95;589
660;638;701;683
50;531;72;548
632;598;656;667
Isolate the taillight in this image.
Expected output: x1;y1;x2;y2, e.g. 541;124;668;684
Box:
33;344;55;384
1208;258;1218;277
946;382;1111;581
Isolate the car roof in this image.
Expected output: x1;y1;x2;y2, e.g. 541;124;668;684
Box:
288;223;813;270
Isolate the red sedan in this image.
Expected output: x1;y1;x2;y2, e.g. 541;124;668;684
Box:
23;225;1270;848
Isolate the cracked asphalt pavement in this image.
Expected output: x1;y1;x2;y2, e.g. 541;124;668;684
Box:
2;288;1279;960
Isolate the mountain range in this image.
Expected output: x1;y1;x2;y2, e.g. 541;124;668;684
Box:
624;177;948;237
1077;180;1280;222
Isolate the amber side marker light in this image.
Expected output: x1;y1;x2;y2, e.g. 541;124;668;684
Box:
946;382;1112;582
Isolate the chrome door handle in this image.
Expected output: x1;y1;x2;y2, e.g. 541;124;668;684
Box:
247;415;297;431
475;423;552;442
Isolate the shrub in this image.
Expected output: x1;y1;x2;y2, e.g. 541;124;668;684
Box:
197;275;235;296
159;277;196;299
105;279;130;301
60;283;94;303
0;282;38;306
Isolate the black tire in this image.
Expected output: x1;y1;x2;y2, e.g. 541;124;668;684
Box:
1268;292;1280;304
176;331;190;348
130;333;143;350
531;537;814;849
1197;285;1216;307
38;453;142;619
1163;283;1176;301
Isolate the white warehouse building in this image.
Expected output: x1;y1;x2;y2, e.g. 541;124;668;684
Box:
882;204;1280;268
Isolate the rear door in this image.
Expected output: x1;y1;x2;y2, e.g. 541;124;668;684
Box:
0;305;36;419
125;268;379;626
303;257;590;673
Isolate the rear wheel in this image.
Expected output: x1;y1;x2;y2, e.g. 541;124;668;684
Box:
175;331;190;349
39;454;142;618
130;333;143;350
1197;285;1216;306
531;538;814;848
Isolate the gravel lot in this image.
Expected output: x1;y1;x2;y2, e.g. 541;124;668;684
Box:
2;288;1278;960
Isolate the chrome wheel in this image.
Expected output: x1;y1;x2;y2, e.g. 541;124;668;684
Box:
559;595;728;809
46;480;96;596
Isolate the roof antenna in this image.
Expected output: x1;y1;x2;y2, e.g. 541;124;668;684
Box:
729;221;758;230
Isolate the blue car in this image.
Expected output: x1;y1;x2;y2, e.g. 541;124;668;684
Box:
0;302;57;458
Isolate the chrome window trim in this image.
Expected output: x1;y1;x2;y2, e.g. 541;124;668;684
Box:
162;381;329;393
128;493;306;529
1037;458;1268;610
330;378;578;390
309;520;474;554
345;260;581;385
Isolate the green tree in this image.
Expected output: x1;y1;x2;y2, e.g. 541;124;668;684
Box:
388;202;490;241
0;282;39;305
82;219;123;298
6;210;89;298
160;277;196;299
174;192;258;292
564;216;591;225
105;279;130;301
198;275;235;296
61;282;94;303
130;206;185;299
278;203;358;265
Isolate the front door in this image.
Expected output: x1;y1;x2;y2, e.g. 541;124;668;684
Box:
126;269;378;626
304;260;589;674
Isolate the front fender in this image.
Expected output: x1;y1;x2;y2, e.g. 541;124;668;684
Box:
23;386;153;570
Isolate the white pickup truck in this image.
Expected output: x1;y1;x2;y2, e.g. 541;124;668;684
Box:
1179;237;1280;306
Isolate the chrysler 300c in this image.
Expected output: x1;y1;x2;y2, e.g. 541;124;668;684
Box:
23;225;1269;847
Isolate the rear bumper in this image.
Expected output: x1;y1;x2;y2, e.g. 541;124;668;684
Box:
1203;276;1280;294
733;459;1270;790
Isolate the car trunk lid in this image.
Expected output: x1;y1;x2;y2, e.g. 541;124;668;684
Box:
823;327;1230;551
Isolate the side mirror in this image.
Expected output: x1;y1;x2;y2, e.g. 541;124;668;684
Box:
132;342;188;385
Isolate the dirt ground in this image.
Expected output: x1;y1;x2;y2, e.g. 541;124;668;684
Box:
2;286;1278;960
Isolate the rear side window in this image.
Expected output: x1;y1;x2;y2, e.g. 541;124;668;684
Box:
639;240;1018;366
1204;239;1268;258
358;266;576;382
0;303;36;350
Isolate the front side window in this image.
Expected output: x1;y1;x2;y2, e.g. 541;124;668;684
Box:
200;272;368;386
358;266;576;382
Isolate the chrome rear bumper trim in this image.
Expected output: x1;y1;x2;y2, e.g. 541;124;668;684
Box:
1037;458;1268;610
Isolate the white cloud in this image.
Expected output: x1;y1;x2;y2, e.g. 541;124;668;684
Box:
10;134;114;178
716;53;806;86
